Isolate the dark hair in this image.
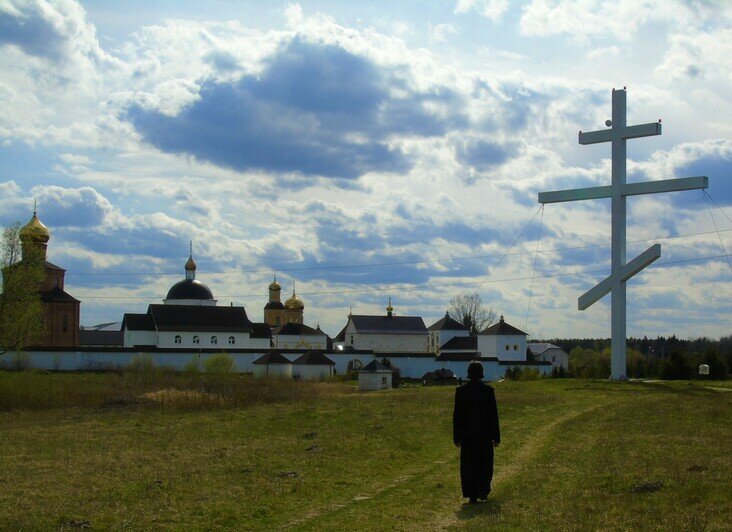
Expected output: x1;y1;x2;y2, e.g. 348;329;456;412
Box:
467;361;484;380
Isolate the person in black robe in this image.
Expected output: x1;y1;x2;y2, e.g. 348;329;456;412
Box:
453;361;500;503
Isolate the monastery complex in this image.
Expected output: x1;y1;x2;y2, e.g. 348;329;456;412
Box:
2;210;565;380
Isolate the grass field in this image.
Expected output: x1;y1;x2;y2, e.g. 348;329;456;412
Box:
0;372;730;530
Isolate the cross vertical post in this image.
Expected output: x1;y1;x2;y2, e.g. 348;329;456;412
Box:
538;88;708;380
610;89;627;381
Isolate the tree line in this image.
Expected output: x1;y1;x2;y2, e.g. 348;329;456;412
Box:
545;335;731;379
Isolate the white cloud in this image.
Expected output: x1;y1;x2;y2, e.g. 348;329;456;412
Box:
429;23;457;43
587;45;619;59
454;0;509;22
656;28;732;83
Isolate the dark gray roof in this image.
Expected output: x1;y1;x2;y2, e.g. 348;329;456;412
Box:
428;312;467;331
124;304;252;333
165;279;214;301
292;351;335;366
79;329;124;346
250;322;273;339
149;304;251;332
122;312;155;331
480;316;527;336
422;368;457;381
440;336;477;351
264;301;285;310
361;360;391;372
349;315;427;335
276;322;325;336
252;350;291;365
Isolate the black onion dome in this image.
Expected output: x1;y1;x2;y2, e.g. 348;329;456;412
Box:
166;279;214;300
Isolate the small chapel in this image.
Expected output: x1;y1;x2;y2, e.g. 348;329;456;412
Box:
1;208;80;347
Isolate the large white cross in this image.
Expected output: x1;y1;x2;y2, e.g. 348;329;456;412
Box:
538;88;708;379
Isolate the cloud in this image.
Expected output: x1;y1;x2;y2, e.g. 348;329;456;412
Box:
454;0;509;22
429;23;457;44
519;0;713;43
31;185;113;228
125;38;464;179
456;137;520;171
656;28;732;82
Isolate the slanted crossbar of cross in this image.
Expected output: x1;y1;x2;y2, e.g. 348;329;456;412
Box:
538;88;708;379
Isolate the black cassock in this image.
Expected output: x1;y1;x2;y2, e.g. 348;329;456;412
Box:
452;380;500;499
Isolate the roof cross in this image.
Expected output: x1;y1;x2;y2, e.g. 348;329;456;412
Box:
538;88;708;379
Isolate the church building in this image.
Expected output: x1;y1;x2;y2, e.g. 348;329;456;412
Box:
263;276;304;326
122;248;270;349
2;209;80;347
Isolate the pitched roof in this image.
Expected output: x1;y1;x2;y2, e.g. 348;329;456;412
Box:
361;360;391;372
334;324;347;342
149;304;251;332
479;316;527;336
122;312;155;331
276;322;325;336
428;312;467;331
292;351;335;366
40;285;79;303
349;315;427;335
440;336;477;351
250;322;273;339
527;342;565;355
252;350;292;365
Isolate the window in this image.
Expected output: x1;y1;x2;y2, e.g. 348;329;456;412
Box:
505;344;510;350
210;336;218;344
350;335;354;346
174;335;182;344
193;335;199;344
228;336;235;345
381;377;387;385
62;314;68;333
513;345;518;351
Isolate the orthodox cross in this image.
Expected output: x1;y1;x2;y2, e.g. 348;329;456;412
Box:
538;88;708;379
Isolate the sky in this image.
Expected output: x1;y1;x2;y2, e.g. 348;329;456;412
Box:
0;0;730;340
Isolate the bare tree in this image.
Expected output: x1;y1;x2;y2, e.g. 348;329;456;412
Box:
1;224;45;356
449;293;496;335
1;222;22;267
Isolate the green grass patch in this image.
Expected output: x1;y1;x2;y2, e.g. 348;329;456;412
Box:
0;374;729;529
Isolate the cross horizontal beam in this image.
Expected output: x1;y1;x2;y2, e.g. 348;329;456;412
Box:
579;122;661;145
538;176;708;204
578;244;661;310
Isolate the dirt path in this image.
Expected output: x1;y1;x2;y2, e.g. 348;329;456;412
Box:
286;401;606;530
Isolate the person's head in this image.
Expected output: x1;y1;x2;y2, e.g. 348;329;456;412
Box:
467;361;484;380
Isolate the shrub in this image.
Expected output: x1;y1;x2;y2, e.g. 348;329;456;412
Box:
504;366;542;381
183;357;201;373
127;354;155;374
204;353;235;374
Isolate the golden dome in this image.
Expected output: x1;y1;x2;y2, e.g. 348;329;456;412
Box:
269;276;281;292
185;255;196;271
285;290;304;310
19;211;50;243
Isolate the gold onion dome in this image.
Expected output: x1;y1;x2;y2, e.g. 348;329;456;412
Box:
19;211;50;243
285;290;304;310
269;277;281;291
185;255;197;271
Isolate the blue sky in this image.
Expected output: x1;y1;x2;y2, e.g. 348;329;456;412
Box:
0;0;730;339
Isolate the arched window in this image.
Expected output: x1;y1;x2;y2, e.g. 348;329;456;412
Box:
210;336;218;344
193;335;199;344
228;336;235;345
174;335;182;344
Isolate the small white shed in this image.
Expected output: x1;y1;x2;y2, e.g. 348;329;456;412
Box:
292;351;335;380
358;359;393;391
252;350;293;379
